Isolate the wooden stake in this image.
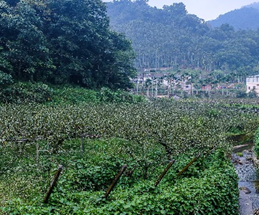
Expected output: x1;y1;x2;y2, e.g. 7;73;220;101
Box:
176;148;215;178
154;160;175;187
36;142;39;166
80;137;84;155
104;165;127;199
177;154;201;177
43;165;63;203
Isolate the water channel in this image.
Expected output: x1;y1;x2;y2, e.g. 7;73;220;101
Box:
233;143;259;215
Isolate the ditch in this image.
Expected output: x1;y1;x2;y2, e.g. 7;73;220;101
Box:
233;143;259;215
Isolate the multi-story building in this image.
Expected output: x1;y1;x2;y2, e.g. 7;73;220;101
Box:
246;75;259;94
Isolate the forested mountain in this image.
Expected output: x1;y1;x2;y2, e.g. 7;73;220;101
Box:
208;3;259;30
106;0;259;83
248;2;259;10
0;0;136;90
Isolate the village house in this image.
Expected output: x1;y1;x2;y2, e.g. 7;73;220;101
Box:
246;75;259;95
201;85;212;91
133;71;195;96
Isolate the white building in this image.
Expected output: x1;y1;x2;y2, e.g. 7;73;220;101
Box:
246;75;259;94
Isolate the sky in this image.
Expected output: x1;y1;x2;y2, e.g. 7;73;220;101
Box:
103;0;259;21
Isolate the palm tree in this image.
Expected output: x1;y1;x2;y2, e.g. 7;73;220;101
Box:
145;78;152;97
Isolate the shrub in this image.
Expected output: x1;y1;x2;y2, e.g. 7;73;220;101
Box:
52;86;100;104
0;71;13;88
99;87;146;103
248;89;257;98
255;127;259;157
0;82;53;103
0;150;239;215
0;83;146;105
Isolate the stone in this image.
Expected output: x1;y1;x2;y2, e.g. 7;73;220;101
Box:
239;187;252;194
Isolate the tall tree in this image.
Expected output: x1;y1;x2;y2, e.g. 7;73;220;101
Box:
0;0;136;89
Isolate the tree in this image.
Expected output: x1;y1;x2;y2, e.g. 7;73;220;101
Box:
0;0;136;89
106;0;259;84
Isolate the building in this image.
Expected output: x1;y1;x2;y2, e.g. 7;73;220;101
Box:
246;75;259;94
201;85;212;91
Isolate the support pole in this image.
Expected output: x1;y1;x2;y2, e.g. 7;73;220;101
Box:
43;165;63;203
80;137;84;156
154;160;175;187
177;154;201;177
36;142;39;166
104;165;127;199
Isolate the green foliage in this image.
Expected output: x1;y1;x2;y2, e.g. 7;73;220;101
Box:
0;0;136;90
0;82;53;103
236;90;247;98
52;86;101;104
0;142;239;214
248;89;258;98
98;87;145;103
107;0;259;81
0;82;145;104
236;152;243;157
208;6;259;30
0;99;258;214
0;71;13;88
255;127;259;157
0;99;257;155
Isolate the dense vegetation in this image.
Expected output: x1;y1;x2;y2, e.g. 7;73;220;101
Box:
106;0;259;83
0;82;145;104
0;0;136;90
209;3;259;30
1;0;259;213
1;99;259;214
255;127;259;157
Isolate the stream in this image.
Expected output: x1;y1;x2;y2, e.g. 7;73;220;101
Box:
233;144;259;215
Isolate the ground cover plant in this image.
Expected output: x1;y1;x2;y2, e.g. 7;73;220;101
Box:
0;99;258;214
255;127;259;157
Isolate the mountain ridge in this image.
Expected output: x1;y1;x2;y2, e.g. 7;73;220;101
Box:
208;2;259;30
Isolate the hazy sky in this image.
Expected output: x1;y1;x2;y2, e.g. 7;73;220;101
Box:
103;0;259;21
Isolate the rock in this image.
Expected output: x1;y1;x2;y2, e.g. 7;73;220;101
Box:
239;187;252;194
254;208;259;215
235;159;243;165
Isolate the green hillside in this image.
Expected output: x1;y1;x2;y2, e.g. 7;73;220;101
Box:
208;6;259;30
106;0;259;83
